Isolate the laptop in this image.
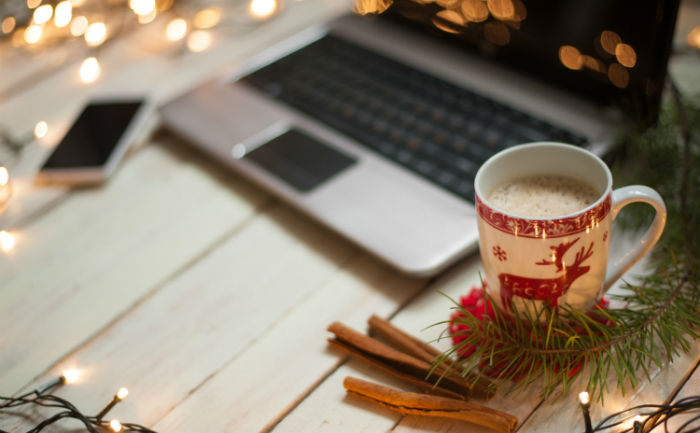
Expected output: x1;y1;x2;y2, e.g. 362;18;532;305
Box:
160;0;678;276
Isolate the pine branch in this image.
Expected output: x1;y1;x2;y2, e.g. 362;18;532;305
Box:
432;88;700;402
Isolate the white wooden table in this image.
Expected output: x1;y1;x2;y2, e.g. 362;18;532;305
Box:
1;1;698;432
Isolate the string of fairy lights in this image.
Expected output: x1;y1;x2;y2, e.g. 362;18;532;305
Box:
578;390;700;433
0;0;283;251
1;366;698;432
0;369;157;432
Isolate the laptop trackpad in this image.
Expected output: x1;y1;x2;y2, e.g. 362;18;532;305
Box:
245;129;356;192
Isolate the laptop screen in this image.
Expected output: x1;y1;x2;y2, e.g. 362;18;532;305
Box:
380;0;679;127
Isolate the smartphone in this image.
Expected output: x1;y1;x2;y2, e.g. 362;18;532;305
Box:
36;98;150;185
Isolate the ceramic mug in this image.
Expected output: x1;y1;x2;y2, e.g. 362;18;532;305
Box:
473;142;666;315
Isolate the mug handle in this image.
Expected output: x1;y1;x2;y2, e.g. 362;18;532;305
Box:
602;185;667;292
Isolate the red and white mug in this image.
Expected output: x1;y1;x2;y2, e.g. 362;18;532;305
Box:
474;142;666;315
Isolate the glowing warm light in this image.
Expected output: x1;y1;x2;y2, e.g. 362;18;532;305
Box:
166;18;187;41
137;9;157;24
0;167;8;186
12;28;26;47
0;231;16;253
34;121;48;139
435;0;459;9
116;387;129;400
608;63;629;88
432;16;461;34
461;0;488;22
511;0;526;22
79;57;100;83
109;420;123;432
186;30;212;52
158;0;175;11
27;0;41;9
582;55;605;73
24;25;42;44
70;0;86;6
487;0;514;20
33;4;53;24
615;43;636;68
54;1;72;27
129;0;156;16
559;45;583;70
352;0;391;15
249;0;278;19
193;8;221;29
62;368;81;384
599;30;621;55
484;21;510;46
84;22;107;46
688;25;700;50
578;391;590;406
1;16;16;34
70;15;88;36
435;9;465;27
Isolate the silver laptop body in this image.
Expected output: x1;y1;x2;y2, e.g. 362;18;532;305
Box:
159;10;669;276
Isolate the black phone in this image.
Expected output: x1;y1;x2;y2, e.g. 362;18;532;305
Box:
36;99;149;185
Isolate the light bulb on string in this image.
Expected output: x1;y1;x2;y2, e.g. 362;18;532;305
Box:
54;1;72;27
84;22;107;46
129;0;156;16
32;4;53;24
0;167;11;208
578;391;592;433
249;0;278;19
1;16;16;34
116;388;128;400
79;57;100;83
109;420;123;432
34;120;48;139
165;18;187;41
137;8;157;24
0;230;17;253
24;25;42;44
186;30;212;52
61;368;81;384
96;387;129;420
70;15;88;36
0;167;9;187
193;8;220;29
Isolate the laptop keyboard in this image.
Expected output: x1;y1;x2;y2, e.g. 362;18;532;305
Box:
241;34;587;202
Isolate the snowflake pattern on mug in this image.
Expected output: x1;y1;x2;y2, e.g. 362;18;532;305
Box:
492;245;507;261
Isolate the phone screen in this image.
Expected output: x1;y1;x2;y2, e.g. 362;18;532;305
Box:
41;101;143;169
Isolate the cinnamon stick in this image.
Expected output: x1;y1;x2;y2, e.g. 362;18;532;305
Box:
328;321;492;399
343;376;518;433
368;315;466;377
367;315;488;396
328;338;464;400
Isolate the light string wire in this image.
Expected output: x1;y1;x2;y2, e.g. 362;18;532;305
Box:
0;377;157;433
588;396;700;433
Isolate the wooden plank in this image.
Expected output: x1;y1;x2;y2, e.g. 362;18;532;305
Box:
518;346;700;433
649;361;699;432
153;254;426;432
4;203;392;432
272;254;541;433
0;133;269;394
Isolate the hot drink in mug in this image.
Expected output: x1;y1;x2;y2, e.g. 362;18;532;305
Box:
474;143;666;315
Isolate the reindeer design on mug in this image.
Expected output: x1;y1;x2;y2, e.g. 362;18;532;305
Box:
498;237;594;311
